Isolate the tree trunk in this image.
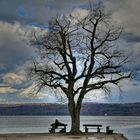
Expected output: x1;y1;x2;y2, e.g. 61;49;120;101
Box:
68;99;82;134
70;109;81;134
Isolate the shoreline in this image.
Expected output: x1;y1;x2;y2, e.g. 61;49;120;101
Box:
0;132;128;140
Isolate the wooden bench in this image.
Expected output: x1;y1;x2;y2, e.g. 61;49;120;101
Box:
83;124;102;133
49;119;67;133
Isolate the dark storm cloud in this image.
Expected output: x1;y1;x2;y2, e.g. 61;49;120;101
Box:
0;0;140;103
0;0;89;24
104;0;140;80
0;21;33;85
122;33;140;43
0;0;92;78
0;44;30;71
1;0;140;39
0;0;138;42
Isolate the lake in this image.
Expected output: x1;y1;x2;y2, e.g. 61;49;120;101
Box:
0;116;139;140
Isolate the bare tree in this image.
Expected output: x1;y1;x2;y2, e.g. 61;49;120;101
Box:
29;5;131;134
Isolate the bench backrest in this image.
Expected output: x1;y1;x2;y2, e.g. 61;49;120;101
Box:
83;124;102;127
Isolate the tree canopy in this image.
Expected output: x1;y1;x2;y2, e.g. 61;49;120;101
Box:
29;5;131;133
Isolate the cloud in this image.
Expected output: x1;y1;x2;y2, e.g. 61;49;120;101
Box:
0;0;140;39
0;0;89;24
0;20;48;76
0;64;5;70
0;21;33;74
3;72;26;85
103;0;140;76
71;8;89;20
105;0;140;38
0;85;17;94
20;83;47;99
0;0;139;104
121;41;140;73
0;98;6;104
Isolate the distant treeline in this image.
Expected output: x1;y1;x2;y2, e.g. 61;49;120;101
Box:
0;103;140;116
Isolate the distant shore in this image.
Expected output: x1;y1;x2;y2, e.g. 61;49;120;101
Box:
0;133;128;140
0;102;139;116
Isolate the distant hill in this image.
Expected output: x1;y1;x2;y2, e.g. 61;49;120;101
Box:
0;103;140;116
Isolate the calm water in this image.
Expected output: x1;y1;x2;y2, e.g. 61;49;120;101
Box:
0;116;139;140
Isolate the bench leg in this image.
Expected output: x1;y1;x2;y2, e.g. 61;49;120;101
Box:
85;127;88;133
97;128;100;133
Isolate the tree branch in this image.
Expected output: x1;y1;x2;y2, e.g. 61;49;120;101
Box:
86;73;131;93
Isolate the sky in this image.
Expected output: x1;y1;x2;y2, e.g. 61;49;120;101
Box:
0;0;140;104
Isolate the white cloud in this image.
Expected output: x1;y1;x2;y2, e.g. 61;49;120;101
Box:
71;8;89;20
20;83;47;99
0;21;26;43
0;98;6;104
3;72;26;85
0;85;17;94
